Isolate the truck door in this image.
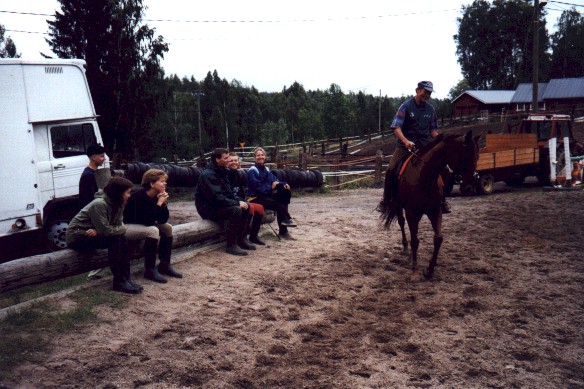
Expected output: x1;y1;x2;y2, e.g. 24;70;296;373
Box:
48;122;99;198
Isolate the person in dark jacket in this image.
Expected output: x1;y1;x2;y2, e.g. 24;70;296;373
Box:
79;144;107;209
246;147;296;239
228;152;266;245
195;148;255;256
66;176;141;294
124;169;182;283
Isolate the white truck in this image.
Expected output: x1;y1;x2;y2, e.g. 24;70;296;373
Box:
0;59;109;254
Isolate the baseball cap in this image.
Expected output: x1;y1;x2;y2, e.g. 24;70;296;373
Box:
417;81;434;93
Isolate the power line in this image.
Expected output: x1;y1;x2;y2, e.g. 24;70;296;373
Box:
0;8;459;23
548;0;584;7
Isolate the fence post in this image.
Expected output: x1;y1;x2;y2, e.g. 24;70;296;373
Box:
374;149;383;187
298;150;308;170
333;157;340;189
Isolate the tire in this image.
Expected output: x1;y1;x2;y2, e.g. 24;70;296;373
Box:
475;173;494;195
460;182;476;196
46;219;70;251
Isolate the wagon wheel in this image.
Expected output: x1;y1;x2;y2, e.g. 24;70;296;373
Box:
459;182;476;196
475;173;494;195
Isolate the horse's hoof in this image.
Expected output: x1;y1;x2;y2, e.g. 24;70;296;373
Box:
422;268;433;280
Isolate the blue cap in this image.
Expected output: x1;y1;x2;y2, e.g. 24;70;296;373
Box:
417;81;434;92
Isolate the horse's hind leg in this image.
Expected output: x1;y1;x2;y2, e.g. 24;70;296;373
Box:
423;212;443;279
397;208;408;252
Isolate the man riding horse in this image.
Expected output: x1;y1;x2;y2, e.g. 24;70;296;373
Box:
378;80;450;214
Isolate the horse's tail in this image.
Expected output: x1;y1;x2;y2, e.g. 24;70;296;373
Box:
380;168;401;228
380;198;401;229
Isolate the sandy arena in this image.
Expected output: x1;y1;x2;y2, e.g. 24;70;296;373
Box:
2;184;583;388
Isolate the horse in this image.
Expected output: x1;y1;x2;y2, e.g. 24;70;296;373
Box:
380;130;480;280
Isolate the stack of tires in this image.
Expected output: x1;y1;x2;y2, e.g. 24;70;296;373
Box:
125;163;204;187
125;163;323;189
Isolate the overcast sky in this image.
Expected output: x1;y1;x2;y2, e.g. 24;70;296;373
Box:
0;0;577;99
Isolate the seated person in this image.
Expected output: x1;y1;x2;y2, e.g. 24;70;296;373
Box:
195;148;255;256
227;152;266;245
124;169;182;284
246;147;296;240
66;177;141;294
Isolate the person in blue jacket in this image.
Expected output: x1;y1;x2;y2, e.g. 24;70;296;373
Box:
246;147;297;240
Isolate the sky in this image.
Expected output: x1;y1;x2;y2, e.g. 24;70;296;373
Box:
0;0;579;99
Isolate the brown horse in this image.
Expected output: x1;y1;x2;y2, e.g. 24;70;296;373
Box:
381;131;480;279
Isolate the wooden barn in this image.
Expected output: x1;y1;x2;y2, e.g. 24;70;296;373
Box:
451;90;515;117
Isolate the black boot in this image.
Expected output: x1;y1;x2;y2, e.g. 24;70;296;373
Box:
143;238;167;283
238;212;256;250
157;236;182;278
226;220;248;256
248;215;265;245
109;236;140;294
238;236;256;250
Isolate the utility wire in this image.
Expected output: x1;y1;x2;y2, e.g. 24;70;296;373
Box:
0;8;458;23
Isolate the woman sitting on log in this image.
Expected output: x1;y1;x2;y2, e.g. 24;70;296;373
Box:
246;147;297;240
66;177;142;294
124;169;182;284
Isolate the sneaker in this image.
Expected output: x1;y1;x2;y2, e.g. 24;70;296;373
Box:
87;268;104;280
280;219;297;227
441;201;451;214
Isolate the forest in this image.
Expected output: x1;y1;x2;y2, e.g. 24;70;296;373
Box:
1;0;583;161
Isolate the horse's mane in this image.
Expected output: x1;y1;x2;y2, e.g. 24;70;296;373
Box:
416;133;444;157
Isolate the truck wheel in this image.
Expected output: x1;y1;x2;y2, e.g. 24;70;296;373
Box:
46;219;70;251
476;173;494;195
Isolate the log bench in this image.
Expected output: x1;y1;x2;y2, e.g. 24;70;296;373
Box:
0;212;275;294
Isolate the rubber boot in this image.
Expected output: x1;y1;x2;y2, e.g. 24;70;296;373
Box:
157;236;182;278
143;238;167;283
121;256;143;291
238;213;256;250
225;219;248;256
109;237;140;294
248;214;265;245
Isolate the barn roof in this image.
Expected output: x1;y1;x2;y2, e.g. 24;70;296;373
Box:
544;77;584;99
510;83;548;103
452;90;515;104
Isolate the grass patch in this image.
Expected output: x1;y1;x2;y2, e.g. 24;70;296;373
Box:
0;271;110;310
0;288;127;380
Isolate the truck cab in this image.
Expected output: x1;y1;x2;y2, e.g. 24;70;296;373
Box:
0;59;108;255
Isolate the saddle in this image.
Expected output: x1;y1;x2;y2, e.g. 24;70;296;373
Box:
396;152;444;188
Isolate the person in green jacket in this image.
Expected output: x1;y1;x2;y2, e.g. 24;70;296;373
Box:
66;176;141;294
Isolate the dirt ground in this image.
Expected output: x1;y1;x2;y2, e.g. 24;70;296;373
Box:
2;184;584;388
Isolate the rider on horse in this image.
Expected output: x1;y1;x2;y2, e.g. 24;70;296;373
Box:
378;80;451;214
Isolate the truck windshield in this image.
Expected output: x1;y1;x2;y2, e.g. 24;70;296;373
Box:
51;123;97;158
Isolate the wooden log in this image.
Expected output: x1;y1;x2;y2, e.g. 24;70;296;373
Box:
0;213;275;294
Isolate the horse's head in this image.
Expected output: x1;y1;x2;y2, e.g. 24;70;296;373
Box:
446;130;481;183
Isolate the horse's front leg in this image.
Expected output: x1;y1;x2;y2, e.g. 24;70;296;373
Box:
423;210;443;279
397;207;408;252
405;211;422;279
